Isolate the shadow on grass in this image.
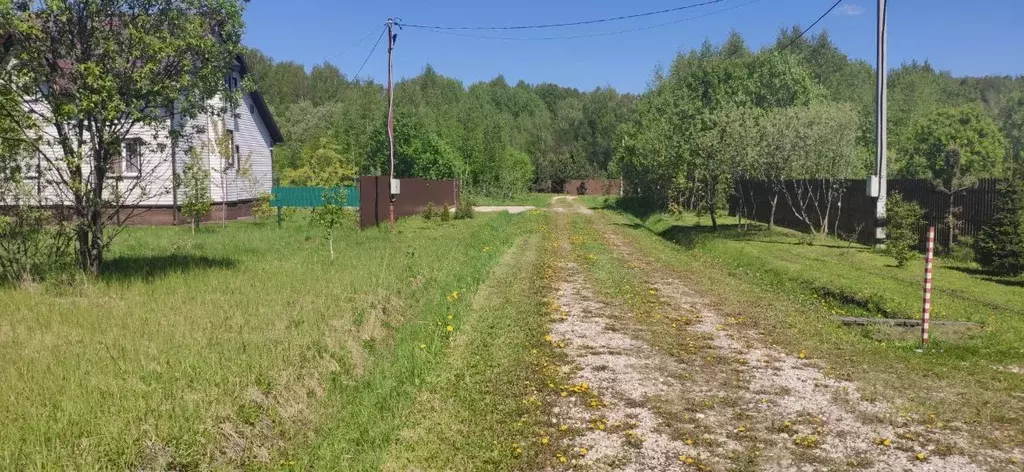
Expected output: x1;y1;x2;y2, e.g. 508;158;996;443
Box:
947;266;1024;288
102;254;237;283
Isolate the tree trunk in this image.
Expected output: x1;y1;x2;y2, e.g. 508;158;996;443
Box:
329;236;335;260
769;194;778;230
946;192;956;252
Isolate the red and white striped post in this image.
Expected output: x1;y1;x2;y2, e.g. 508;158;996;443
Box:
920;226;936;348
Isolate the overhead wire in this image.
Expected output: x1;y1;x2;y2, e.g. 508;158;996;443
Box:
777;0;844;52
412;0;764;42
398;0;729;31
324;26;386;63
353;25;387;79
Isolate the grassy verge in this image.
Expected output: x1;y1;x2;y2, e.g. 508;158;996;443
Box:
0;212;545;469
587;204;1024;448
374;220;560;471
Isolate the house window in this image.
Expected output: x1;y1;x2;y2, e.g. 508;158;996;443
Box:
19;149;40;179
248;103;255;115
228;74;239;91
225;130;237;168
115;139;143;177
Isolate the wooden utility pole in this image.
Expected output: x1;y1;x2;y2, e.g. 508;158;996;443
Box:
386;18;397;225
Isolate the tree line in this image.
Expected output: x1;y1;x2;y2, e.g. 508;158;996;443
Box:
244;50;635;198
617;29;1022;240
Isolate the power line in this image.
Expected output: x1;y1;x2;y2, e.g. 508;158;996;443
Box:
353;26;387;79
399;0;729;31
324;26;385;63
411;0;764;42
777;0;843;52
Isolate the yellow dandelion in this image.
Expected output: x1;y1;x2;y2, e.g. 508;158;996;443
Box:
579;447;588;456
541;436;550;445
916;452;927;462
559;424;569;431
419;344;427;350
798;350;807;359
446;325;454;333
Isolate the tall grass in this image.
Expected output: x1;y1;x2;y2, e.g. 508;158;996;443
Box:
0;212;544;469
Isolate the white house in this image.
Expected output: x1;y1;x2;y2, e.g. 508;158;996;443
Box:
9;54;283;225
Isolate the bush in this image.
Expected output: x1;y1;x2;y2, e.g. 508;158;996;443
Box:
0;193;75;285
454;198;475;220
948;236;976;264
422;202;438;221
252;192;273;222
885;193;925;267
974;180;1024;275
439;204;451;222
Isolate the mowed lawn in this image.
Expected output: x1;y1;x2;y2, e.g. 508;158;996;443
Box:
583;198;1024;445
0;211;551;470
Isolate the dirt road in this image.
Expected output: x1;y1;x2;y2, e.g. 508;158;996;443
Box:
541;197;1019;471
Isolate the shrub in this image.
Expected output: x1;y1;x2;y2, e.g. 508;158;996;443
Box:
252;192;273;222
974;180;1024;275
439;204;451;222
0;190;75;285
454;198;475;220
885;193;925;267
948;236;976;264
422;202;438;221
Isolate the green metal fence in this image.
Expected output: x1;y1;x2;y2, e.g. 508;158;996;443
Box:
270;186;360;208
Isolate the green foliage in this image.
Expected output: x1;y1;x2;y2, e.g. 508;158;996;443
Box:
280;139;358;187
311;187;350;259
422;202;438;221
454;198;475;220
906;105;1008;183
439;204;452;222
974;180;1024;275
2;0;247;275
252;192;274;222
0;188;74;286
180;150;213;233
884;193;925;267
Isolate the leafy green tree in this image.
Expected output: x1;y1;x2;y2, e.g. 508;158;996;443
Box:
885;193;925;267
999;91;1024;178
1;0;247;275
907;105;1008;249
974;180;1024;275
179;149;213;234
312;187;348;260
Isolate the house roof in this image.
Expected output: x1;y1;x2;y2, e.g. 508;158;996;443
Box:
236;54;284;145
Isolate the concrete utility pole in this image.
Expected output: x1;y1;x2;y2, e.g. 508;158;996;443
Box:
872;0;889;246
386;18;398;224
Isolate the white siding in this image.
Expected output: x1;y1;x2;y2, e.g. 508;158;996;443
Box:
16;71;275;208
203;74;274;204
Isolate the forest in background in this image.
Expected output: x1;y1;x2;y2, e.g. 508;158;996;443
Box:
246;27;1024;201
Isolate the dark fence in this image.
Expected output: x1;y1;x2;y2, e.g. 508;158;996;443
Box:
564;179;623;196
358;176;460;229
731;178;1000;247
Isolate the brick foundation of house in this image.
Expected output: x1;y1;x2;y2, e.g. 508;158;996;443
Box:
2;200;258;227
114;200;258;226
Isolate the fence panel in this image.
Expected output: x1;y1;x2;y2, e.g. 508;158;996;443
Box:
358;177;460;228
731;178;1000;248
270;186;359;208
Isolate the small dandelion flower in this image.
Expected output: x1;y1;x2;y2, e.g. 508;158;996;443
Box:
559;424;568;431
446;325;455;333
540;436;550;445
419;344;427;350
579;447;588;456
916;452;927;462
798;350;807;359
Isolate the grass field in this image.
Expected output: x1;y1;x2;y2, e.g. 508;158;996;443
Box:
0;211;553;470
581;198;1024;448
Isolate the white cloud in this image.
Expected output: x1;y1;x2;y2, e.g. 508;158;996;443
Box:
838;3;865;16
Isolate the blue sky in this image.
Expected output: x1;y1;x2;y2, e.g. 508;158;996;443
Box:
243;0;1024;93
